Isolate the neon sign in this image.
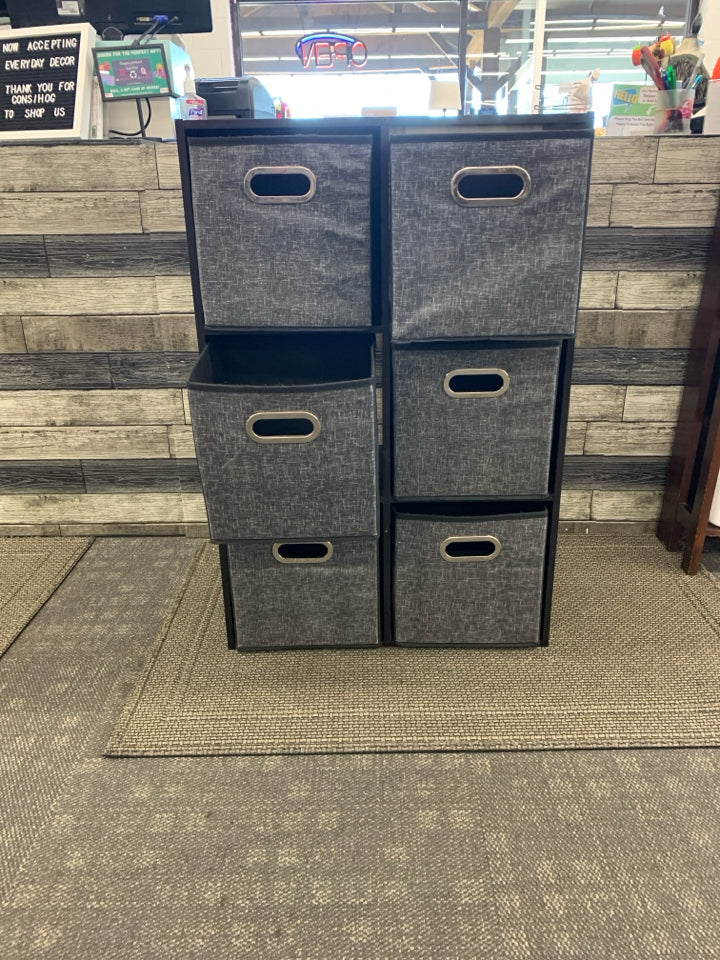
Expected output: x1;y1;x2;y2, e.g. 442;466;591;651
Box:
295;33;368;70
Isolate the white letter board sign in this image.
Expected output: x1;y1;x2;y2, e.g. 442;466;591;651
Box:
0;22;97;140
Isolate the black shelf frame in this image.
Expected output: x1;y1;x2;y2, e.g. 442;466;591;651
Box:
176;114;593;650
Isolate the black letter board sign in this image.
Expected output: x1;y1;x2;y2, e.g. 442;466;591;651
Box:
0;22;96;140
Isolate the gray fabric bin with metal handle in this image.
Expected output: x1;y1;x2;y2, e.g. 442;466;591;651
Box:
390;135;592;341
393;342;561;498
188;333;378;540
394;510;548;647
188;136;373;329
227;536;379;649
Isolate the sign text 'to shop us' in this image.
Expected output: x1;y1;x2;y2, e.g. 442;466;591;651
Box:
0;22;97;140
295;33;368;70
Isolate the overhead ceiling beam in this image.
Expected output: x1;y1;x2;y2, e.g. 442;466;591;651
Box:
426;31;459;69
488;1;520;30
466;29;485;62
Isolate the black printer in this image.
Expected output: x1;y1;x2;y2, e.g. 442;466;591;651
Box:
195;77;276;120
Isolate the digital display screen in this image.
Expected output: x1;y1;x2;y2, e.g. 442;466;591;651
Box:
93;43;171;99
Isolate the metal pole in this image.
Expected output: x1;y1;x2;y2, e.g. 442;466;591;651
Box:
458;0;469;115
531;0;547;114
230;0;245;76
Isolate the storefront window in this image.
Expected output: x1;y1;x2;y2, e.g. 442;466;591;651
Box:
231;2;690;122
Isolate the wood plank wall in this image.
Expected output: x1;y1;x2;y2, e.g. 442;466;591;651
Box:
0;136;717;536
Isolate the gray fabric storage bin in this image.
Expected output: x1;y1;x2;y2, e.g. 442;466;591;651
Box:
188;136;373;329
227;536;379;649
390;136;591;340
188;333;378;540
394;510;548;647
393;342;561;498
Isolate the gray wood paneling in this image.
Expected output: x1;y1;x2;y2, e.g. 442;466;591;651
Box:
579;272;617;309
583;228;713;272
576;309;696;349
587;184;612;227
168;425;196;458
590;137;658;184
82;458;201;492
568;385;625;422
0;523;62;536
0;354;111;389
155;144;182;189
45;234;189;277
0;317;26;353
58;521;185;537
185;522;210;538
584;423;676;456
0;237;49;277
0;143;158;191
562;456;668;490
623;386;683;423
0;492;183;523
1;277;157;315
109;352;197;387
591;490;663;521
616;271;704;311
0;193;144;235
156;276;193;312
610;184;720;227
559;490;591;520
22;314;197;353
140;190;186;233
181;492;207;522
0;389;185;426
654;137;720;184
0;460;85;493
565;421;587;456
572;348;689;386
0;426;170;460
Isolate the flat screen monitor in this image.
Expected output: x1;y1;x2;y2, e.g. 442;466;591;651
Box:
93;42;173;98
7;1;213;35
7;1;87;28
89;2;212;36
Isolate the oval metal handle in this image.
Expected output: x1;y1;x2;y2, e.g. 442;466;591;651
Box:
440;536;502;562
272;541;334;564
443;368;509;398
245;411;321;444
450;166;531;207
243;166;317;204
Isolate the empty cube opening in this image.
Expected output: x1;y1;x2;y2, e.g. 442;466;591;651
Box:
192;332;374;387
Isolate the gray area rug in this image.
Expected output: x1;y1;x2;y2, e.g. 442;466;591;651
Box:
3;537;720;958
107;536;720;756
0;537;92;657
0;537;201;906
3;749;720;960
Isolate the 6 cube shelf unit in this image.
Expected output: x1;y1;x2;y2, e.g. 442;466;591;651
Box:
177;114;593;651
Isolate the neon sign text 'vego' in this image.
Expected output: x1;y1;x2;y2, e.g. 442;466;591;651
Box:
295;33;368;70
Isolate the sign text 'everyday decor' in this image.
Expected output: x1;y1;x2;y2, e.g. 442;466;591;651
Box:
0;23;96;140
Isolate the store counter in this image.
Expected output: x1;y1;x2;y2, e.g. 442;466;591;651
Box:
0;135;717;535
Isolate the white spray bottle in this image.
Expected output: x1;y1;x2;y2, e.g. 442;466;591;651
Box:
178;64;207;121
